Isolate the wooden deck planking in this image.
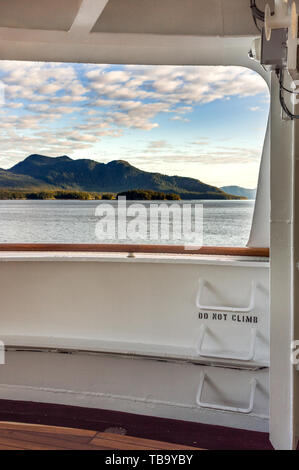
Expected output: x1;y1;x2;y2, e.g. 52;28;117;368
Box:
0;422;202;450
0;421;97;437
92;432;200;450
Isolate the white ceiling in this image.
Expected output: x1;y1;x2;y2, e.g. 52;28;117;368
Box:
0;0;274;36
0;0;82;31
92;0;267;36
0;0;277;67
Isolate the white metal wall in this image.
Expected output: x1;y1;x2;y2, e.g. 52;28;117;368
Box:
0;256;269;431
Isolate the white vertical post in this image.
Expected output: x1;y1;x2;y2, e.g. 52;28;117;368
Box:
293;88;299;449
247;118;270;248
269;71;296;450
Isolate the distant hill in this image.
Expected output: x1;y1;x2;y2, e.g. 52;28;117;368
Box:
0;154;245;200
221;185;256;199
0;168;50;189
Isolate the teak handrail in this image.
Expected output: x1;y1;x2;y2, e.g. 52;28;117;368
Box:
0;244;270;257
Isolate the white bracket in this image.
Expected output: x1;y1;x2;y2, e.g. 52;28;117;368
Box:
196;373;257;414
196;279;257;313
197;325;257;361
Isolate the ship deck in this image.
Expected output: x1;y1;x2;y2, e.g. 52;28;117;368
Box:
0;400;274;450
0;422;201;451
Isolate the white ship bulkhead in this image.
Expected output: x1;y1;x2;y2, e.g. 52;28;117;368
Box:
0;254;270;432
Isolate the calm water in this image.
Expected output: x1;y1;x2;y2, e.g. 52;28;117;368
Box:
0;200;254;246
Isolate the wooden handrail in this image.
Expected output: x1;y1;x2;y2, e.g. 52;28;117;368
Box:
0;244;270;257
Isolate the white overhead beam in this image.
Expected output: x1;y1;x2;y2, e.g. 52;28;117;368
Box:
0;32;264;74
69;0;110;35
0;26;257;46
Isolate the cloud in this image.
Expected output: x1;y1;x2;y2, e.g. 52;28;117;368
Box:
83;64;268;132
170;116;190;122
176;106;192;114
86;69;130;83
153;79;182;93
147;140;170;150
141;150;260;168
192;140;210;145
8;102;23;109
37;83;62;95
189;146;261;164
0;62;268;171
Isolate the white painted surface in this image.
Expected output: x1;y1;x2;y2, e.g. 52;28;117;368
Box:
294;91;299;449
0;350;269;432
0;260;269;368
0;257;269;433
0;258;269;434
91;0;264;36
0;251;269;267
269;73;296;450
69;0;110;35
248;119;270;248
0;0;269;37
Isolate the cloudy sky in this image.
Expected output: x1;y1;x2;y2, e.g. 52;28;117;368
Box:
0;62;269;188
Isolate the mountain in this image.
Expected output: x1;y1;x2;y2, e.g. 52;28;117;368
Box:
0;168;50;189
221;185;256;199
0;154;244;199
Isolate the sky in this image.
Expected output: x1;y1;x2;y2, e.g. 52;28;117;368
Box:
0;62;269;188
